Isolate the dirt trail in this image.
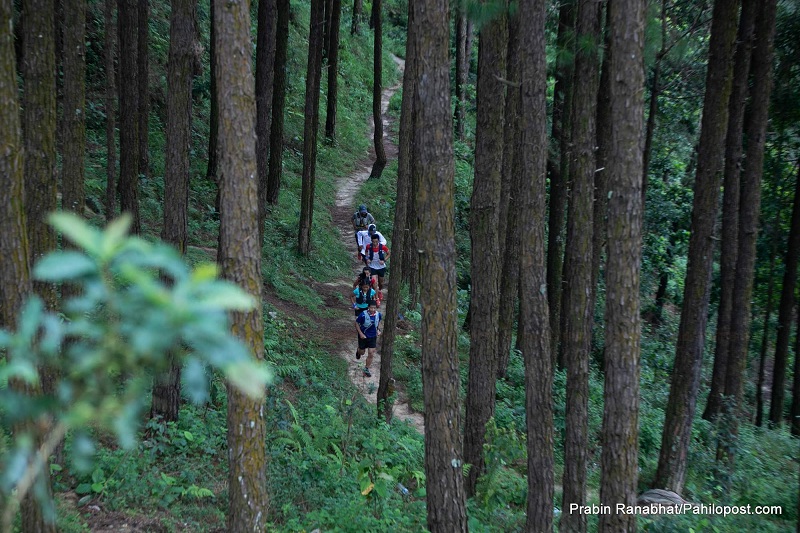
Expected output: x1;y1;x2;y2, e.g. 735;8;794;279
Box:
327;55;425;434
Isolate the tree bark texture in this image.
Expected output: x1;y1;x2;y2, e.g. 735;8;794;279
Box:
454;7;467;141
591;0;611;353
516;0;553;529
351;0;362;35
463;2;507;497
769;163;800;426
703;0;757;422
267;0;289;204
298;0;324;256
137;0;149;181
22;0;58;318
654;0;739;494
496;11;520;379
412;0;468;529
378;1;415;422
720;0;777;468
369;0;386;178
117;0;141;233
597;0;645;531
151;0;196;423
206;0;218;183
104;0;117;220
256;0;277;244
641;0;666;205
324;0;341;139
2;3;56;531
61;0;86;224
560;1;600;530
547;0;576;366
214;0;269;529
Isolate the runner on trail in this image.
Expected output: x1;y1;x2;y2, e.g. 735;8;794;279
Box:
355;301;382;377
352;204;376;252
362;234;390;291
357;224;386;260
350;280;377;317
367;224;387;245
353;266;382;306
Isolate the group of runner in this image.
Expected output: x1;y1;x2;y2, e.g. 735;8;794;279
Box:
350;204;389;378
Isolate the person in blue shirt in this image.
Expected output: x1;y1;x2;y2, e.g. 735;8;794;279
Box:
350;281;377;317
355;302;382;377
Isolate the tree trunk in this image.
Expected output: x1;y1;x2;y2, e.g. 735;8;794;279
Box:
377;0;415;422
791;283;800;436
454;7;467;141
496;10;521;379
591;0;611;362
413;0;468;527
560;0;600;530
137;0;149;181
755;234;778;427
117;0;141;233
703;0;757;422
214;0;269;528
598;2;645;531
641;0;666;206
547;0;576;366
256;0;277;244
151;0;196;423
463;1;507;496
368;0;386;178
654;0;739;493
3;3;57;530
324;0;341;139
104;0;117;220
720;0;777;469
267;0;289;204
769;163;800;426
298;0;324;256
516;0;553;529
206;0;218;183
61;0;86;222
351;0;361;35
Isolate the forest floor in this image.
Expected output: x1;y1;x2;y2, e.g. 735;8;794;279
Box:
306;55;425;434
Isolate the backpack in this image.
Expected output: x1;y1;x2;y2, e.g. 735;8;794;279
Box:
359;310;381;332
353;213;370;228
367;243;386;262
355;288;375;305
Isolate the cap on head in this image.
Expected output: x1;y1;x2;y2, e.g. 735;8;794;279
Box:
368;224;376;233
359;204;368;214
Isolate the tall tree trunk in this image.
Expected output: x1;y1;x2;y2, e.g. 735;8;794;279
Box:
598;1;645;531
151;0;196;423
560;0;600;530
641;0;666;206
206;0;218;183
104;0;117;220
719;0;777;469
547;0;576;365
516;0;553;529
298;0;324;255
351;0;361;35
61;0;86;221
454;6;467;141
769;163;800;426
591;0;611;363
703;0;757;421
654;0;740;493
496;10;520;379
413;0;468;528
368;0;386;178
791;283;800;436
214;0;269;529
324;0;341;139
267;0;289;204
2;3;57;531
117;0;141;233
378;1;416;422
463;1;507;496
256;0;277;244
137;0;149;180
755;233;778;427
